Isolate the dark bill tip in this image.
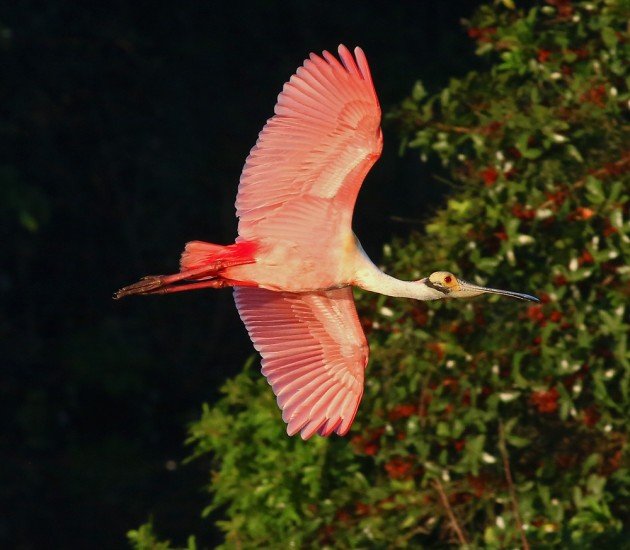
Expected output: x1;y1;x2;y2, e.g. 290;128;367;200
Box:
486;288;540;303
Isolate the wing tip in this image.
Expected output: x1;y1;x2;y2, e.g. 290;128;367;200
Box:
288;398;362;440
292;416;346;440
336;44;360;77
335;44;370;81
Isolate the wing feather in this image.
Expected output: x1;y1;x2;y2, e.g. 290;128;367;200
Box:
235;45;382;243
233;286;368;439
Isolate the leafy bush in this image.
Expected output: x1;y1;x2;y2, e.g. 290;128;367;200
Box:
131;0;629;547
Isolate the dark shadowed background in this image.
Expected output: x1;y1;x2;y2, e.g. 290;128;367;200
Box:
1;1;484;547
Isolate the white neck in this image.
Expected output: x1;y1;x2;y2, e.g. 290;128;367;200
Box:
351;238;444;301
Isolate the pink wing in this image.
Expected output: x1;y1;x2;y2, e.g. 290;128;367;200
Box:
235;45;382;242
234;286;368;439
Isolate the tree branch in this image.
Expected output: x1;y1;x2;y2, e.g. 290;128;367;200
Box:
433;478;469;547
498;421;530;550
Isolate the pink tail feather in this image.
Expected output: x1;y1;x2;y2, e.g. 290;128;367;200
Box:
179;240;257;272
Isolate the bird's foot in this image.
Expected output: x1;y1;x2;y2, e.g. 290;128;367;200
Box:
113;275;169;299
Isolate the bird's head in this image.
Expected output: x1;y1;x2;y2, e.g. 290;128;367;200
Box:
420;271;540;302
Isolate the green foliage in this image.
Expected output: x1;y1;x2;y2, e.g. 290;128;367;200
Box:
133;0;629;547
2;4;479;547
128;519;197;550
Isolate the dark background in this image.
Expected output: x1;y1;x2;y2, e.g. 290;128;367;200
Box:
1;2;483;547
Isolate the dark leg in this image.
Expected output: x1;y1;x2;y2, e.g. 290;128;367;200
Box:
137;278;233;295
113;259;249;299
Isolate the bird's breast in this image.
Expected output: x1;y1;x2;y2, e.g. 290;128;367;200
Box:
223;236;355;293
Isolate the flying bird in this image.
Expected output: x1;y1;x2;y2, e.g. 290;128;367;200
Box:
115;45;539;439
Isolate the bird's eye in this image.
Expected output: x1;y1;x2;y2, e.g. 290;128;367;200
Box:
444;275;452;284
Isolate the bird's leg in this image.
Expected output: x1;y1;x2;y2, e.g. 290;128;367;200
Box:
113;259;246;299
135;278;233;295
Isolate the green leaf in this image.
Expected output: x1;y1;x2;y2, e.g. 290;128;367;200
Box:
412;80;427;101
601;27;618;49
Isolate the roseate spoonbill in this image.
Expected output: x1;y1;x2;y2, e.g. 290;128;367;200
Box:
115;45;539;439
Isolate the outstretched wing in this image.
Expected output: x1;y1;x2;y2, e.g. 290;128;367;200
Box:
234;286;368;439
235;45;382;243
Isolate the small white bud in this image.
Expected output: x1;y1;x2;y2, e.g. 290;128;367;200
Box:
536;208;554;220
380;307;394;318
499;392;520;402
517;235;535;245
482;452;497;464
569;258;578;272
